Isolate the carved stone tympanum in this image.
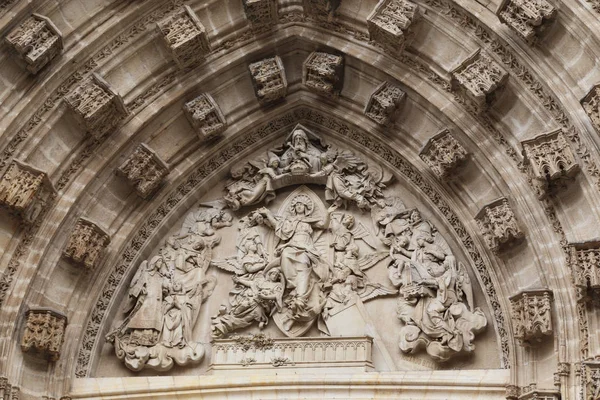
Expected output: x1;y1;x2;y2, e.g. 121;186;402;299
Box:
249;56;288;104
367;0;420;55
0;159;54;224
117;144;170;199
497;0;557;44
243;0;278;26
62;218;111;270
451;50;508;114
582;84;600;134
64;73;128;140
302;52;344;96
475;198;523;253
0;377;19;400
183;93;227;141
303;0;341;20
5;14;63;74
364;82;405;125
510;289;553;346
569;241;600;304
419;129;469;179
156;5;210;68
21;309;67;361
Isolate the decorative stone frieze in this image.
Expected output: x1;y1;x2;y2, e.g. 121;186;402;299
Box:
475;198;523;253
243;0;278;26
302;52;344;96
584;361;600;400
4;13;63;74
451;50;508;115
517;384;559;400
0;159;54;224
183;93;227;141
582;84;600;134
156;5;210;69
569;241;600;304
303;0;341;20
62;218;111;270
248;56;288;104
509;289;553;346
419;129;469;179
64;73;128;140
367;0;420;55
364;81;405;125
497;0;557;44
0;377;19;400
21;309;67;361
117;144;169;199
522;129;579;199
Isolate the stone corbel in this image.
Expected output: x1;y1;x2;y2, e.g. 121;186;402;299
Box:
364;81;405;125
496;0;556;44
569;240;600;305
419;129;469;180
475;197;524;253
302;51;344;96
249;56;288;104
367;0;420;55
183;93;227;141
21;308;67;361
509;289;553;346
117;144;170;199
62;217;111;270
243;0;278;26
582;84;600;135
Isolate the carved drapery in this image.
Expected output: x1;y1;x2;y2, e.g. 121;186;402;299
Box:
62;218;111;270
497;0;556;44
419;129;468;179
21;309;67;361
182;93;227;140
364;81;405;125
475;198;523;253
243;0;278;26
569;241;600;304
117;144;170;199
249;56;288;104
509;290;553;346
367;0;420;55
302;52;344;96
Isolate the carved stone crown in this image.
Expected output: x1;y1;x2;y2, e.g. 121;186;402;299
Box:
367;0;420;55
21;308;67;361
62;218;111;270
475;197;524;253
419;129;469;179
497;0;557;44
364;81;406;125
302;51;344;96
509;289;553;346
182;93;227;141
249;56;288;104
117;143;170;199
243;0;278;26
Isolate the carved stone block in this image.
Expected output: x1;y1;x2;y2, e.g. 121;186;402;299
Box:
183;93;227;141
367;0;420;55
62;218;110;270
451;50;508;115
249;56;288;104
117;144;169;199
364;82;405;125
243;0;278;26
156;5;210;69
509;289;553;346
64;73;128;140
584;361;600;400
303;0;341;20
0;159;54;224
569;241;600;304
582;84;600;134
497;0;557;44
0;377;19;400
302;52;344;96
21;309;67;361
5;13;63;74
475;198;523;253
419;129;469;179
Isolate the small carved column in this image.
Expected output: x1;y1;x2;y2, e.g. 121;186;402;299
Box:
64;73;128;140
302;52;344;96
249;56;288;104
419;129;469;179
509;289;553;346
5;13;63;74
475;197;524;253
569;241;600;304
451;50;508;115
303;0;341;20
21;309;67;361
584;361;600;400
497;0;556;44
0;159;55;224
183;93;227;141
243;0;278;26
156;5;210;69
367;0;420;55
62;218;111;270
117;144;169;199
364;82;405;125
582;84;600;134
0;377;19;400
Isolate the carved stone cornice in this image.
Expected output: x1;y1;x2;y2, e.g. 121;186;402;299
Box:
367;0;420;55
62;218;111;270
0;159;55;224
419;129;468;179
182;93;227;141
243;0;278;26
117;144;169;199
0;377;20;400
509;289;553;346
64;73;128;141
475;197;524;253
582;84;600;135
249;56;288;104
569;241;600;305
302;52;344;96
4;13;63;74
497;0;557;44
303;0;341;20
364;81;405;125
156;5;210;69
21;308;67;361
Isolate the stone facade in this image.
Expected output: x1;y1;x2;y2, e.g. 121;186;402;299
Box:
182;93;227;140
21;309;67;361
510;290;553;346
419;129;468;179
364;81;405;125
475;198;524;253
302;52;344;96
62;218;110;270
367;0;420;55
117;144;170;199
497;0;557;44
249;56;288;104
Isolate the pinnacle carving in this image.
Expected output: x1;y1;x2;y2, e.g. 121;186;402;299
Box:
243;0;278;26
183;93;227;140
510;289;553;346
62;218;111;270
156;6;210;69
451;50;508;115
302;52;344;96
303;0;341;20
367;0;420;55
249;56;288;104
64;73;128;140
419;129;468;179
364;82;405;125
497;0;557;44
582;84;600;135
475;198;523;253
569;241;600;304
21;309;67;361
0;159;54;224
117;144;169;199
5;13;63;74
0;377;19;400
522;129;579;199
584;361;600;400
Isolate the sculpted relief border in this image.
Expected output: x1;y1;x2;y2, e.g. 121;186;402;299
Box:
74;107;510;377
